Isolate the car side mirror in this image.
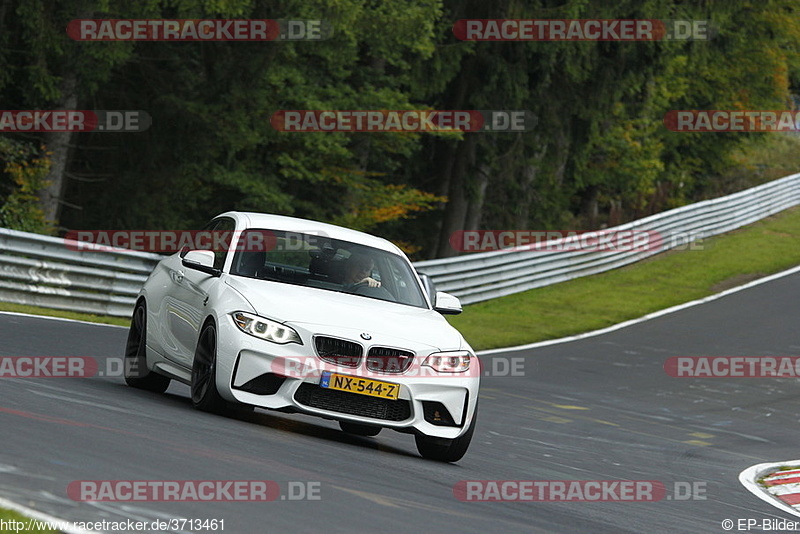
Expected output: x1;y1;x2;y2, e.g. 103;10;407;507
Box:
182;250;221;277
434;291;462;315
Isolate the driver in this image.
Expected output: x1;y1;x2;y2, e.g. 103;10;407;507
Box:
344;253;381;288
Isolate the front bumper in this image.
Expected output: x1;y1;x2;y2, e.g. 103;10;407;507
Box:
214;317;479;439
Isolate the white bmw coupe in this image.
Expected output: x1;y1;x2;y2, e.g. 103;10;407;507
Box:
124;212;479;462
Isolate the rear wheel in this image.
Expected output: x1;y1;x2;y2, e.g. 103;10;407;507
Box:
124;302;170;393
339;421;381;437
415;406;477;463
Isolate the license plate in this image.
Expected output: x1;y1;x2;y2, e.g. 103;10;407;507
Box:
319;372;399;400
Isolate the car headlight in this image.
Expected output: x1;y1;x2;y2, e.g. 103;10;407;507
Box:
232;311;302;345
423;350;471;373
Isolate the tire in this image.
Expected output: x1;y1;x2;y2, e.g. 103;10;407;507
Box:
339;421;381;437
124;302;170;393
191;322;229;413
415;406;477;463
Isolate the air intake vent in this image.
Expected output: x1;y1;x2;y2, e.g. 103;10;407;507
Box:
295;383;411;421
233;373;285;395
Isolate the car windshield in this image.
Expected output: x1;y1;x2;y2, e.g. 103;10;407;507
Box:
229;229;427;309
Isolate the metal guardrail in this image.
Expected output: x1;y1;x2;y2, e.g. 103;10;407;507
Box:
415;172;800;304
0;172;798;316
0;229;161;317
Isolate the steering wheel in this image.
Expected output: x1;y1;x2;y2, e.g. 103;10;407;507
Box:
350;281;396;301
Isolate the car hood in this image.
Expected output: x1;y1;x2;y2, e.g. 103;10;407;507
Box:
224;276;465;351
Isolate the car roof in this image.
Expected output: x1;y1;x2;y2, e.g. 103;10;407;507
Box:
216;211;405;256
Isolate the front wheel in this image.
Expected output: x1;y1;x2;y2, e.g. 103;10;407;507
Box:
415;406;477;463
191;323;228;413
124;302;170;393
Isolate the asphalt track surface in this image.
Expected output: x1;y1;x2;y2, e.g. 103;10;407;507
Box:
1;271;799;533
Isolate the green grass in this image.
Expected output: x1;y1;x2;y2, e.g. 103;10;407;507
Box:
448;206;800;351
0;508;58;533
0;301;129;327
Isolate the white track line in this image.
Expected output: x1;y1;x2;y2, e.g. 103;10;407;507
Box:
477;264;800;355
0;311;126;328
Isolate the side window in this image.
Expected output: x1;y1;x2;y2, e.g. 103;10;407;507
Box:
181;219;218;258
